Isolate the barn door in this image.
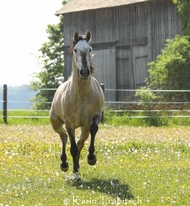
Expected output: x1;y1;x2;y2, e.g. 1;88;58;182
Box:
132;45;148;89
93;47;116;101
116;45;147;100
116;46;132;101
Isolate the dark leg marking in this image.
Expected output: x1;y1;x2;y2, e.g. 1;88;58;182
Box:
70;138;79;173
50;116;69;172
60;140;69;172
66;126;79;174
88;116;99;165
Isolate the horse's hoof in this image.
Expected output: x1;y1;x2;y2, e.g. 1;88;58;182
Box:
87;154;97;165
73;172;81;180
60;162;69;172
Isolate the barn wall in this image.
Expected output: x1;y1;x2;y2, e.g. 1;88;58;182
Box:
93;48;116;101
63;0;182;101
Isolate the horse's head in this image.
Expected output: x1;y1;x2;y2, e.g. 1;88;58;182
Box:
72;30;93;80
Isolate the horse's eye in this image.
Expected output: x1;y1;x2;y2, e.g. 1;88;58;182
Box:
89;48;92;53
74;49;77;53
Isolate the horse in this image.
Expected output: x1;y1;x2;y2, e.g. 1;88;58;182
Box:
50;30;105;179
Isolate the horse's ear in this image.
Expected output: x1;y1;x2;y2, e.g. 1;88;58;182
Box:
86;30;92;42
73;30;79;42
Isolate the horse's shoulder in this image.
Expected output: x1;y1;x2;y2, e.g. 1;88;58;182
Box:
92;77;100;87
92;78;103;92
91;78;104;105
56;80;71;92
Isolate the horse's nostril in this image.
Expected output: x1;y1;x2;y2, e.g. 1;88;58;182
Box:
80;68;89;77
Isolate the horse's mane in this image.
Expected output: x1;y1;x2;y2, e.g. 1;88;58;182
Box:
68;34;96;74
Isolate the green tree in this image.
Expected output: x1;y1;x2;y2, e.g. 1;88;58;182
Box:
30;1;66;110
174;0;190;36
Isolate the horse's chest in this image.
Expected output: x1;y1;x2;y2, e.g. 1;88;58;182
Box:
65;100;96;127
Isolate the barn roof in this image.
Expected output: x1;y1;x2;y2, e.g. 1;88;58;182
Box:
55;0;150;15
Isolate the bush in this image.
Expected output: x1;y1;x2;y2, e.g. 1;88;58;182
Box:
135;87;156;102
139;35;190;101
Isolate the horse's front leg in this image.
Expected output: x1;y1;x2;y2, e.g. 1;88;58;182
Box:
59;130;69;172
65;124;80;177
50;116;69;172
76;126;90;169
88;116;99;165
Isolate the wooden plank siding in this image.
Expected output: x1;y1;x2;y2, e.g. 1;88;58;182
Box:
62;0;182;101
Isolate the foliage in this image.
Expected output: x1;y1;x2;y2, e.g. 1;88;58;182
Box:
174;0;190;36
136;35;190;102
135;86;156;109
148;35;190;100
0;125;190;205
30;1;67;110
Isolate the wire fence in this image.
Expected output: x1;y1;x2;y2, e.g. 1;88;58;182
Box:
1;84;190;124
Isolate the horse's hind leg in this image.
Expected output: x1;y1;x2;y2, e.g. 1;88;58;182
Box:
88;116;99;165
50;117;69;172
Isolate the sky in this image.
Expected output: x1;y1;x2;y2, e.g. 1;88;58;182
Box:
0;0;63;86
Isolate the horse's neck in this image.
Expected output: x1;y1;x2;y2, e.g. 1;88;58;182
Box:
71;64;92;98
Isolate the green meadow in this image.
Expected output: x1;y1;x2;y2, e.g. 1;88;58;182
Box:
0;124;189;205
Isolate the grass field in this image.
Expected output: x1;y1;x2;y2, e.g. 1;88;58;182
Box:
0;124;190;205
2;109;190;126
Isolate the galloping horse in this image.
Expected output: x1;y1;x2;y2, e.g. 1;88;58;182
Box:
50;30;104;178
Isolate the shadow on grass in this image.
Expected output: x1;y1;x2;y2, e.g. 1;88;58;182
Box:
66;177;134;201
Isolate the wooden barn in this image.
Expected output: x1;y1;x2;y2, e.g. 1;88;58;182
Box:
55;0;182;101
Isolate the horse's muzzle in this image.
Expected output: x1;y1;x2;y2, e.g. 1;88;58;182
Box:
79;68;90;79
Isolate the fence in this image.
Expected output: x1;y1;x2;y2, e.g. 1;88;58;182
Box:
1;84;190;124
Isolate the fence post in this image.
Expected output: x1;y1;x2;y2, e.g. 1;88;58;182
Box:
3;84;7;124
100;83;105;123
